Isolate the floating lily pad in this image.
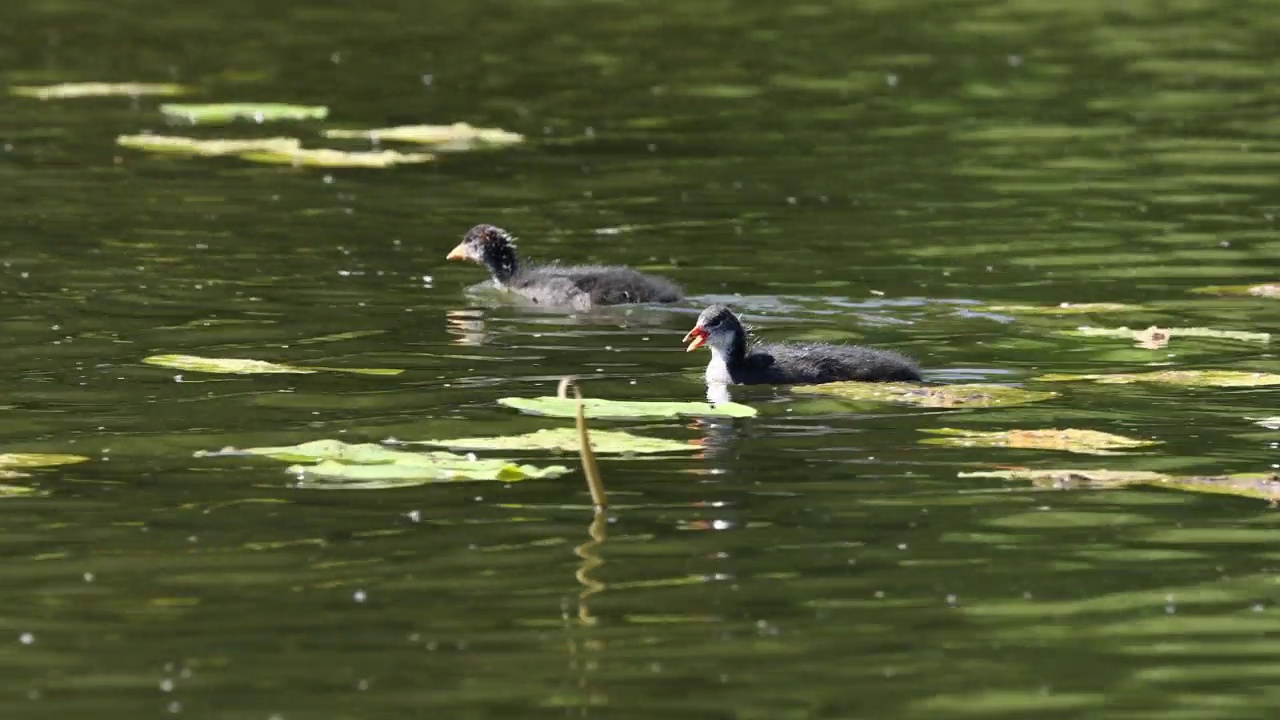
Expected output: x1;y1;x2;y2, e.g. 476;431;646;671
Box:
322;122;524;148
498;396;757;419
0;452;91;480
1034;369;1280;387
922;428;1158;455
12;82;188;99
160;103;329;125
794;382;1058;408
197;439;569;487
142;354;402;376
239;147;434;168
961;467;1280;503
410;428;695;454
1191;283;1280;298
979;302;1142;315
1062;325;1270;347
117;134;301;156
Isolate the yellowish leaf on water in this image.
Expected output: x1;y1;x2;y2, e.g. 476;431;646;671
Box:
1191;283;1280;298
12;82;188;99
921;428;1157;455
323;122;524;148
0;452;91;481
1034;369;1280;387
143;354;402;376
160;103;329;125
980;302;1141;315
1062;325;1270;347
961;467;1280;503
117;134;302;156
239;147;434;168
795;382;1057;408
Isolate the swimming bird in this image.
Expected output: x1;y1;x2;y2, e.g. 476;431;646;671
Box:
683;304;922;385
445;224;683;310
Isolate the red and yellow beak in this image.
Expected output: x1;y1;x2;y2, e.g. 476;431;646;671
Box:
683;326;709;352
445;243;470;261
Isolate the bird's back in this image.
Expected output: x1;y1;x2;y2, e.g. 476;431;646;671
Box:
511;263;683;307
739;341;921;384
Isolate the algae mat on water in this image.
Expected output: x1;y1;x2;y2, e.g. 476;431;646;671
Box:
794;382;1058;408
1034;369;1280;387
921;428;1158;455
962;468;1280;504
197;440;570;488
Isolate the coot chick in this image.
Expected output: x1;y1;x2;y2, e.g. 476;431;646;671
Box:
683;304;922;385
446;224;684;311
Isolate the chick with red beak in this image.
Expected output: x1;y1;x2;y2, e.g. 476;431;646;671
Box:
682;325;709;352
682;304;923;386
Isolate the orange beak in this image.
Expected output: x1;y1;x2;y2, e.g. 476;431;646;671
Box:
683;326;708;352
445;243;470;261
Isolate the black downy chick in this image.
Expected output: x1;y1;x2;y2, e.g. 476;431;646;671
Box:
446;224;683;311
683;304;922;385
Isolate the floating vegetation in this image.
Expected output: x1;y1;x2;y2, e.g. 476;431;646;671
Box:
11;82;188;99
116;134;301;156
160;103;329;125
794;382;1058;408
979;302;1141;315
1034;369;1280;387
322;122;524;148
142;354;402;376
239;147;434;168
961;467;1280;504
1062;325;1270;348
921;428;1158;455
498;396;757;419
408;428;695;455
196;439;569;488
0;452;91;480
1191;283;1280;298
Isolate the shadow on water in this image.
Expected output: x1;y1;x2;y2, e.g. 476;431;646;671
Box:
1;0;1279;717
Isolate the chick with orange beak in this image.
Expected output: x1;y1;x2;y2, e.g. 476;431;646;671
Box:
682;304;923;386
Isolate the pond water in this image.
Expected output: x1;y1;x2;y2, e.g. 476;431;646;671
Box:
2;0;1280;717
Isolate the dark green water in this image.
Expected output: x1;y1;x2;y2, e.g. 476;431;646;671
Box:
2;0;1280;717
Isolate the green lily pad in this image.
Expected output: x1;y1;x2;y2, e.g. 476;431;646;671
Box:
1034;369;1280;387
160;103;329;125
921;428;1158;455
1061;326;1270;344
12;82;188;99
142;354;402;376
979;302;1142;315
322;122;524;148
410;428;695;454
498;396;757;419
961;467;1280;503
117;134;301;156
197;439;570;487
238;147;434;168
1191;283;1280;298
794;382;1058;408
